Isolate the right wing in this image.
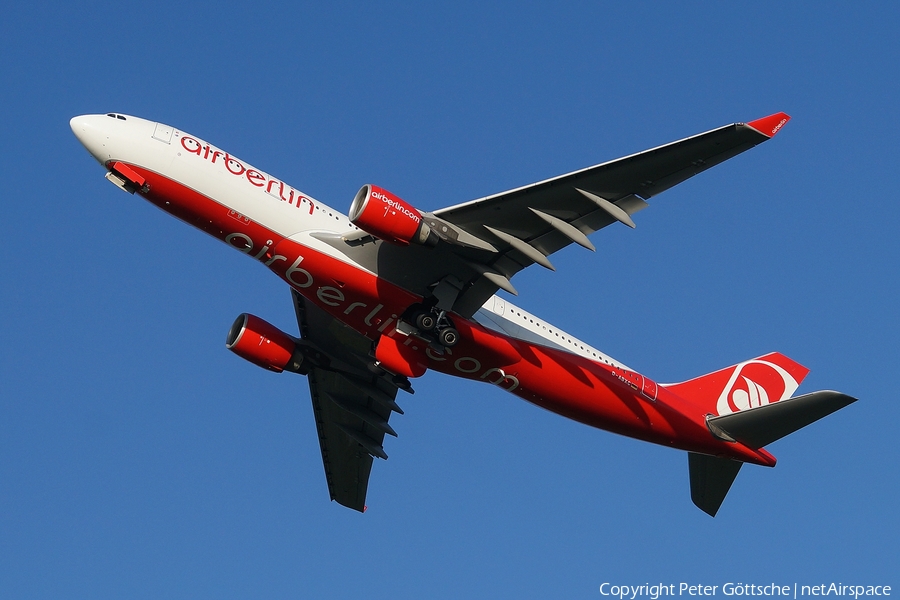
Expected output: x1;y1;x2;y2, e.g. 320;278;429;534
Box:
292;290;405;512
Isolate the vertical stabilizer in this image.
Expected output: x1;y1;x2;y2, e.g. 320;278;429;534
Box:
665;352;810;417
688;453;743;517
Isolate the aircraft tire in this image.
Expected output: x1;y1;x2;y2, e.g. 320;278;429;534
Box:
415;312;436;331
438;327;459;347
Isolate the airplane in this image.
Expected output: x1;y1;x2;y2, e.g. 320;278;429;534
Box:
70;111;855;517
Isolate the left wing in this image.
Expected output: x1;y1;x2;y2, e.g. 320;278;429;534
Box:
431;113;790;279
291;290;405;511
315;113;789;318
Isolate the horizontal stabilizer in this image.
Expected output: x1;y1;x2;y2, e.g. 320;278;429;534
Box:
688;453;743;517
707;390;857;449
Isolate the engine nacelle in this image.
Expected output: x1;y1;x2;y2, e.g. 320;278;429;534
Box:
225;313;306;373
348;184;438;247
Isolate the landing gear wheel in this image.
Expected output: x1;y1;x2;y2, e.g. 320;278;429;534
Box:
438;327;459;347
415;312;436;331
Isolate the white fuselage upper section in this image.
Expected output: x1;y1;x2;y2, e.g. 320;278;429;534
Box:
70;113;629;370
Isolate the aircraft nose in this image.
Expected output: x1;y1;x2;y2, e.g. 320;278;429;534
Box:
69;115;87;139
70;114;110;165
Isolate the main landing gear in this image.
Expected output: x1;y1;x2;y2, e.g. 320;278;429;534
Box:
403;303;460;349
374;277;462;384
370;302;458;388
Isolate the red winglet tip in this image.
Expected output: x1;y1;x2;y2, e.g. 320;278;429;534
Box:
756;447;777;468
746;112;791;138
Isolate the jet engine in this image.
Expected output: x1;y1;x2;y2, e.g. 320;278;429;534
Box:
348;184;438;247
225;313;307;373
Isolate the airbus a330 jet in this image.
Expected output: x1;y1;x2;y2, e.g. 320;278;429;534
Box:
71;111;855;516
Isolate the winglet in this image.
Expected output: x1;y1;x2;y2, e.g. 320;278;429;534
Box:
746;112;791;138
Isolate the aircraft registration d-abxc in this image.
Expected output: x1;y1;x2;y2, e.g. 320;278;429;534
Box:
71;111;855;516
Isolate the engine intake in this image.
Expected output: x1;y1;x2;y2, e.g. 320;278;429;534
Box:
349;184;437;247
226;313;307;373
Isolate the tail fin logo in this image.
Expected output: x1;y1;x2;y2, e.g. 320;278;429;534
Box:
716;359;800;416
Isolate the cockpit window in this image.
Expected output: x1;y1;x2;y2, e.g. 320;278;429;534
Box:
117;115;126;120
106;113;127;120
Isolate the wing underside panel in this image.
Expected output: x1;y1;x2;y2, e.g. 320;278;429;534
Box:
316;116;786;318
292;290;402;512
307;368;382;511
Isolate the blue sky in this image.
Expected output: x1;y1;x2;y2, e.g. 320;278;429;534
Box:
1;2;897;598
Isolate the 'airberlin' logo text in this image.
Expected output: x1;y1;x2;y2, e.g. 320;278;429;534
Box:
770;118;788;136
371;191;421;223
179;136;314;214
716;359;800;415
